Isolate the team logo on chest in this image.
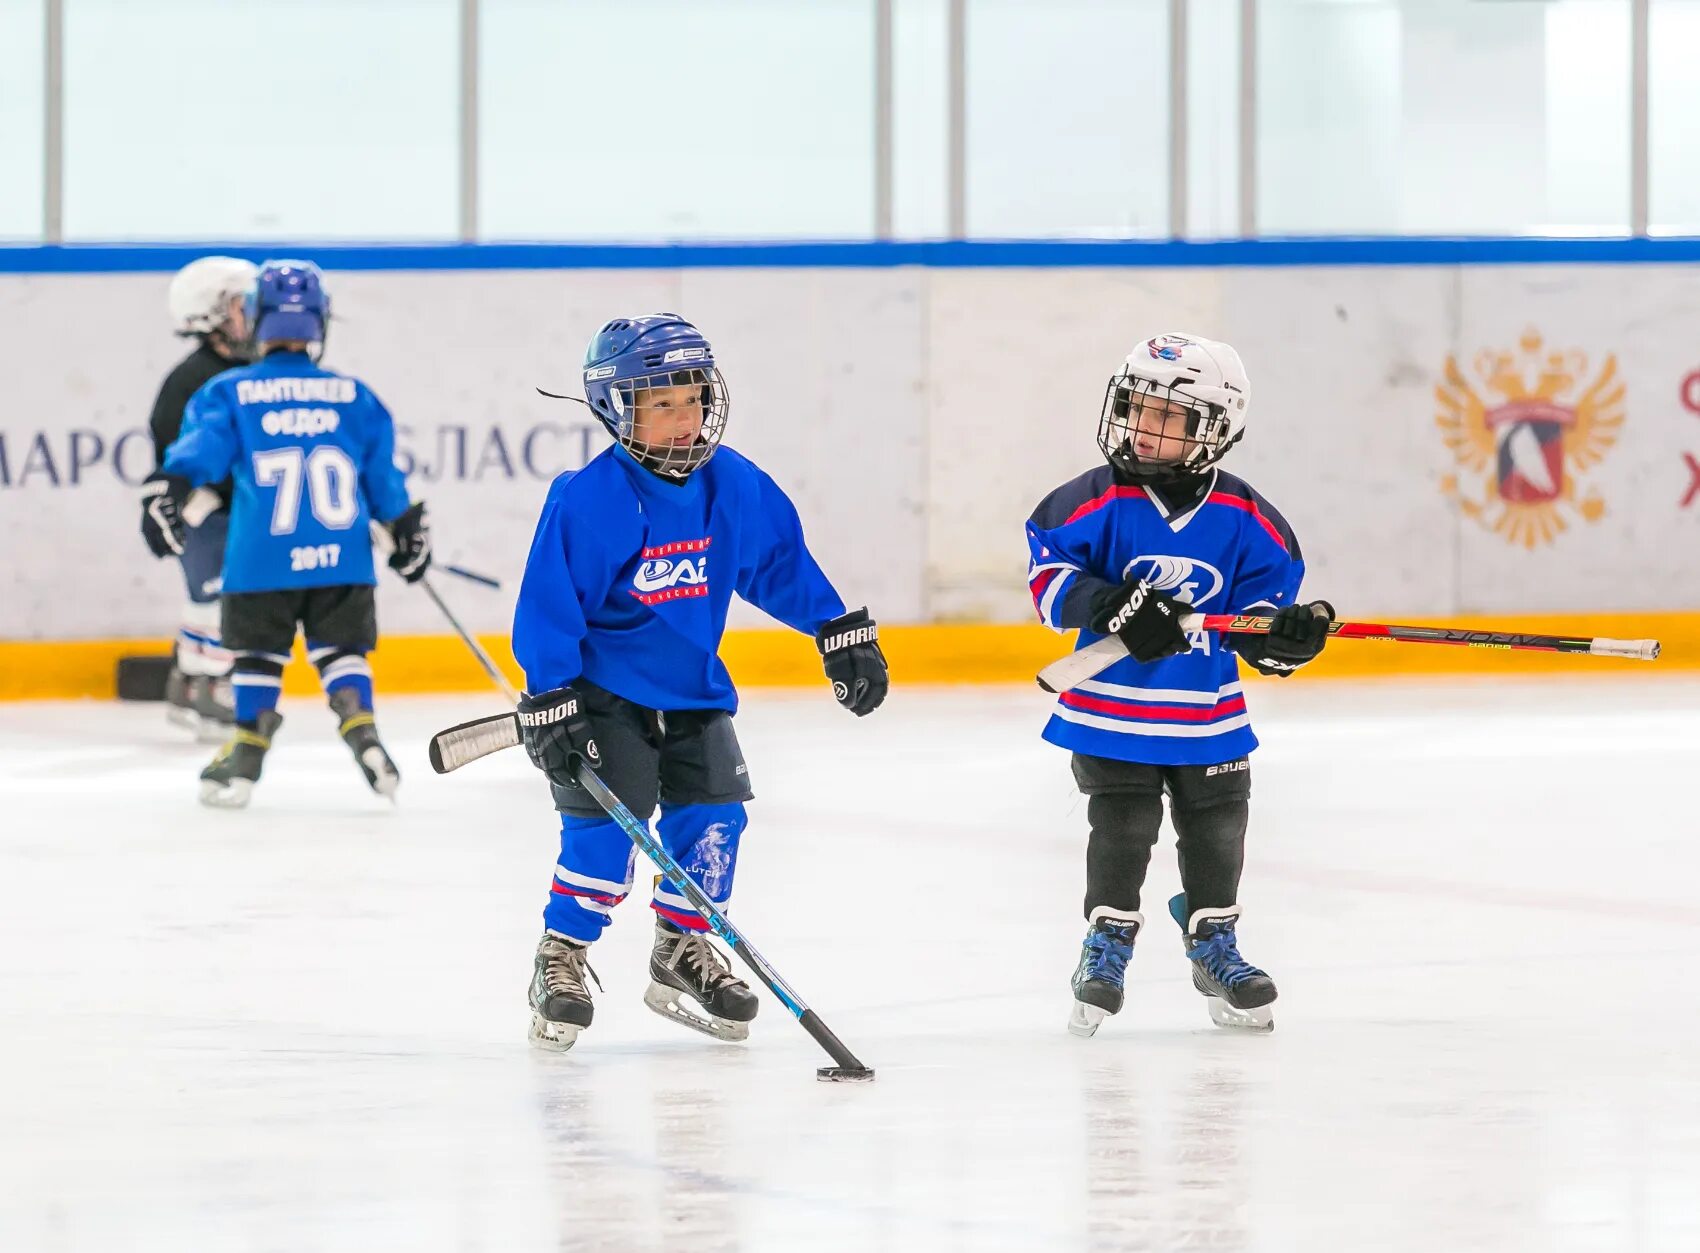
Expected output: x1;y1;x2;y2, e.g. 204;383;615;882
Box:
1121;554;1224;606
630;537;711;605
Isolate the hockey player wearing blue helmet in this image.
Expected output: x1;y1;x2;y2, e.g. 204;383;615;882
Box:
145;260;432;808
511;314;888;1052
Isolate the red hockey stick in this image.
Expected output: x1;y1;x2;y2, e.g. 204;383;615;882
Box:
1036;613;1661;694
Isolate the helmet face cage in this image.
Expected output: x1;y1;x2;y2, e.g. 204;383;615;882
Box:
1098;370;1234;480
606;366;729;478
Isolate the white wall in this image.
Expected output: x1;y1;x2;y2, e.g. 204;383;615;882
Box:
3;260;1698;640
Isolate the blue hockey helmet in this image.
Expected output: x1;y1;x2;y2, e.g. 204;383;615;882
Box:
247;259;329;349
582;314;729;478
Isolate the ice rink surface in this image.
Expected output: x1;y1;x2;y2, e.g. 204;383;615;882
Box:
2;676;1697;1253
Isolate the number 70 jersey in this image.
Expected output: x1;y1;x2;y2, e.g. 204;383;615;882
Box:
163;351;413;594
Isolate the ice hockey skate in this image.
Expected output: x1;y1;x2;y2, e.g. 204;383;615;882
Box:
198;710;283;809
329;687;399;799
167;670;236;742
528;932;599;1052
188;674;236;742
165;667;198;733
1169;894;1277;1031
1068;909;1142;1038
645;917;759;1042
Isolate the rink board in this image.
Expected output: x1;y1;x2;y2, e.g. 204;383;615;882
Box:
4;240;1699;675
0;611;1689;700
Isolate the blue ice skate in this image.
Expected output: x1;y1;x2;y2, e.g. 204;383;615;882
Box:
1168;894;1277;1032
1068;909;1143;1038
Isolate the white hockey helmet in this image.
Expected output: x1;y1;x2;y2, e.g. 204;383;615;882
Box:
168;255;258;337
1098;332;1250;481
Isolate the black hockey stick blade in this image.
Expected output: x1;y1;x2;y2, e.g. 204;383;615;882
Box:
428;712;521;773
438;563;502;591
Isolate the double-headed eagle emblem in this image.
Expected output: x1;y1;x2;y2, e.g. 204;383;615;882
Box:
1436;329;1624;549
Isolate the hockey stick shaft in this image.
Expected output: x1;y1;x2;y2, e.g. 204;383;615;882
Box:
419;576;522;705
1037;614;1662;693
564;763;871;1074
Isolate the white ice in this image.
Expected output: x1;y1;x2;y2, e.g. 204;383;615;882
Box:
2;678;1698;1253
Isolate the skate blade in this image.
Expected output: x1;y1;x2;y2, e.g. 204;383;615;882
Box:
1068;1000;1107;1038
643;981;750;1043
166;706;199;732
1206;997;1274;1032
198;778;253;809
527;1013;583;1053
360;747;400;799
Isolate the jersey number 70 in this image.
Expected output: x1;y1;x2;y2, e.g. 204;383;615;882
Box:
252;446;360;536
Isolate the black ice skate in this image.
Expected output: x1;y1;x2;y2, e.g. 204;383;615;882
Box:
198;710;283;809
188;674;236;742
329;687;399;799
1068;909;1142;1038
165;667;198;733
645;917;759;1042
529;932;600;1052
1168;894;1277;1032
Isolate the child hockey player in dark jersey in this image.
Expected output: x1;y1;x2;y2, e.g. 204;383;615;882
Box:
144;260;432;808
511;314;888;1052
1025;333;1333;1035
140;255;256;739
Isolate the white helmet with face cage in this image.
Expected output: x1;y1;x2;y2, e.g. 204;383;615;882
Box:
1098;333;1250;482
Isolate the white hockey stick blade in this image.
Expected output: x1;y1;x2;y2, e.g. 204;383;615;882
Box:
428;712;521;773
184;488;222;527
1036;614;1207;694
1588;637;1660;660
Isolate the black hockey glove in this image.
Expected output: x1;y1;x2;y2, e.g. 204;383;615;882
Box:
1229;600;1336;677
385;501;432;584
1088;579;1191;663
140;471;191;558
517;685;601;779
816;608;888;717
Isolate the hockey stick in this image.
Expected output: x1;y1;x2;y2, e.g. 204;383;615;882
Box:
561;761;874;1083
1037;613;1663;694
418;576;522;705
438;563;502;591
366;516;502;591
424;717;874;1079
428;710;520;772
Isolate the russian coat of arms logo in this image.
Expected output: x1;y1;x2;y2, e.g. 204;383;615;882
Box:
1436;328;1624;549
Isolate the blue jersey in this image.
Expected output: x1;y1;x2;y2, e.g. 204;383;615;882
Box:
163;351;413;594
1026;466;1304;766
513;443;847;712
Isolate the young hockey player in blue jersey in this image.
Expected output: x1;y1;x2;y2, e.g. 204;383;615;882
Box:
142;260;432;808
511;314;888;1052
139;256;257;740
1026;333;1333;1035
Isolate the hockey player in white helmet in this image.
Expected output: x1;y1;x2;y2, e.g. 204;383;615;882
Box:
1024;333;1334;1035
140;256;257;739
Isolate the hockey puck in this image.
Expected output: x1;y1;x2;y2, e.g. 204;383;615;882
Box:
816;1066;875;1083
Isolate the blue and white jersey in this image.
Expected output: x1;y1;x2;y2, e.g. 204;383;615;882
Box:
512;442;847;713
1025;466;1304;766
163;351;413;594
